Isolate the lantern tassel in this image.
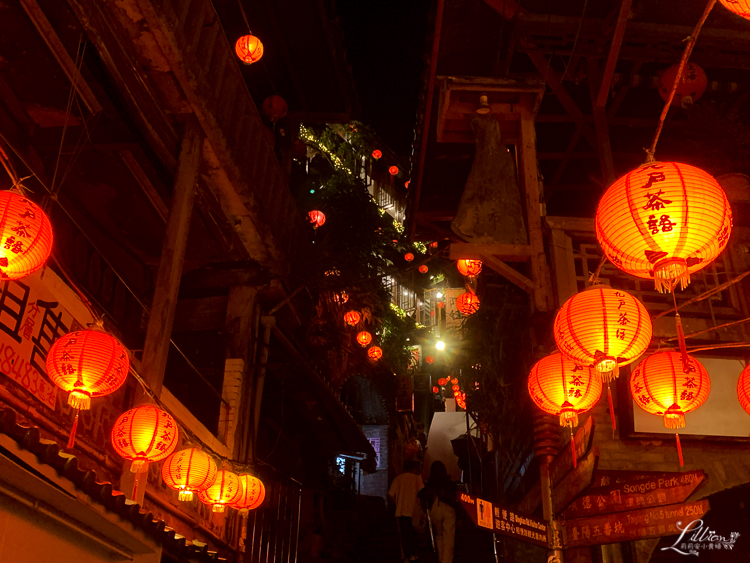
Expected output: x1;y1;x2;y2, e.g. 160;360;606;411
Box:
66;411;79;450
675;433;684;467
570;427;577;469
607;384;616;438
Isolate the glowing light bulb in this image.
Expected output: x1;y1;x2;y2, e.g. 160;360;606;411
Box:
436;341;445;351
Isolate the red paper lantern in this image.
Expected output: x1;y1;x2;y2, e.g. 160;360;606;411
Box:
452;384;460;391
235;35;264;64
389;166;399;175
737;364;750;416
344;310;361;326
596;162;732;292
436;301;445;309
308;210;326;228
372;150;382;159
333;291;348;304
554;285;652;381
658;63;707;107
456;292;480;316
405;181;410;189
720;0;750;20
47;329;129;410
419;265;428;274
198;470;242;513
262;95;288;123
528;353;603;427
404;253;414;262
425;355;435;364
432;386;439;394
368;346;382;360
111;406;179;473
451;378;458;384
356;331;372;347
162;448;218;501
437;378;447;385
457;259;482;277
232;474;266;512
0;191;53;280
630;352;710;429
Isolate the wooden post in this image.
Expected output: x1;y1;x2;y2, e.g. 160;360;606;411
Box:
549;228;579;307
142;117;203;397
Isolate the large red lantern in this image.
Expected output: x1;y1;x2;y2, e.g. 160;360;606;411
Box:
720;0;750;20
235;35;264;64
0;191;53;280
738;364;750;416
368;346;382;360
457;259;482;277
308;210;326;228
232;474;266;512
356;331;372;347
162;448;218;501
528;353;602;428
596;162;732;292
198;470;242;513
658;63;707;107
344;310;361;326
456;292;480;316
554;285;652;381
111;406;179;473
262;95;288;123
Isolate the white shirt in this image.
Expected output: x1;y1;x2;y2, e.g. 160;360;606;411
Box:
388;472;424;517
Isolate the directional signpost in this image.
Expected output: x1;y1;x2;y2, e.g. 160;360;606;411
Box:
458;492;549;548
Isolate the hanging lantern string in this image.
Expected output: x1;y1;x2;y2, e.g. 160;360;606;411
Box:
607;384;616;439
653;269;750;320
644;0;717;163
588;254;609;285
671;289;690;370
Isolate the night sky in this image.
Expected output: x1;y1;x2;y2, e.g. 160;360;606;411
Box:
335;0;432;158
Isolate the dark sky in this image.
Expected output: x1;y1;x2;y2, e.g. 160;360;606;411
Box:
335;0;432;158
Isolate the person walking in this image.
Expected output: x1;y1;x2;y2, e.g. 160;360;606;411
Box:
419;461;456;563
388;460;424;561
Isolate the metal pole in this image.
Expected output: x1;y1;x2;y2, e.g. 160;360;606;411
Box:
465;409;473;495
534;412;564;563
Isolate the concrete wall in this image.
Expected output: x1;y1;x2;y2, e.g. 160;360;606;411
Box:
360;425;389;498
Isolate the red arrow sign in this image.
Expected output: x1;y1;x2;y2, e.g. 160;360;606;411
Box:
564;469;705;519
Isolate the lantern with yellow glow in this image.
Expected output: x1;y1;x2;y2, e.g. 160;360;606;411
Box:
198;470;242;513
528;353;602;429
372;150;382;159
419;265;428;274
0;191;53;280
456;292;480;316
235;35;264;64
389;166;399;175
404;253;414;262
457;259;482;278
737;364;750;416
333;291;348;304
308;210;326;229
162;448;218;501
231;474;266;513
720;0;750;20
658;63;707;107
344;311;361;326
368;346;383;360
554;286;652;382
596;162;732;292
111;406;179;473
630;351;710;466
356;331;372;347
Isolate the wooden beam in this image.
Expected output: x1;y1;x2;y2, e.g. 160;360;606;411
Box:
587;58;616;185
120;150;169;221
549;229;579;308
449;243;532;262
548;126;582;196
142;117;203;397
480;254;534;293
596;0;632;108
19;0;102;114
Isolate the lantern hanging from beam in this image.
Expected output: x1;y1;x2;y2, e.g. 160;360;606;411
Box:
425;356;435;365
344;310;361;326
231;474;266;513
554;285;652;382
456;292;480;316
658;63;707;107
372;150;382;159
198;470;242;513
162;448;218;501
457;259;482;277
419;265;428;274
356;331;372;347
262;95;288;123
111;406;179;473
0;191;53;280
235;35;264;64
308;210;326;229
389;166;399;175
367;346;382;360
596;162;732;292
404;253;414;262
719;0;750;20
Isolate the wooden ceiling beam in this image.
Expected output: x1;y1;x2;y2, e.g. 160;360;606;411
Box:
596;0;633;108
547;126;582;196
587;58;616;185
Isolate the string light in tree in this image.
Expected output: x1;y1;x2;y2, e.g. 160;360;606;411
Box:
356;331;372;347
198;470;242;513
457;259;482;277
161;448;218;501
0;191;53;280
235;35;264;64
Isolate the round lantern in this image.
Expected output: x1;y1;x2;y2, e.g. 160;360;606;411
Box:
235;34;264;64
0;191;53;280
457;259;482;277
452;384;460;391
596;162;732;292
47;329;129;411
658;63;707;107
198;470;242;513
630;352;710;429
262;95;288;123
344;310;361;326
308;210;326;228
451;377;458;384
425;355;435;364
528;353;603;427
389;166;399;175
456;292;480;316
372;150;382;159
162;448;218;501
737;364;750;416
405;181;410;189
419;265;428;274
404;253;414;262
111;406;179;473
368;346;383;360
333;291;348;304
232;474;266;512
436;301;445;309
720;0;750;20
554;285;652;381
356;331;372;347
432;386;439;394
